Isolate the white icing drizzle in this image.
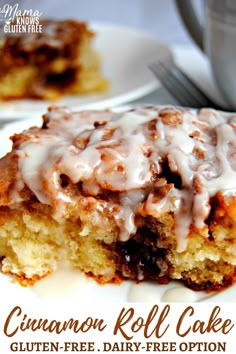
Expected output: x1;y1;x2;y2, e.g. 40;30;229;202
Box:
11;105;236;251
161;287;198;302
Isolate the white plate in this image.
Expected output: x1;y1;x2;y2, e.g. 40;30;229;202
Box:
0;116;235;304
0;22;167;120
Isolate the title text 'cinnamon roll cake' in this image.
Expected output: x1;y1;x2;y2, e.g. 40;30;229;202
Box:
0;19;109;100
0;105;236;290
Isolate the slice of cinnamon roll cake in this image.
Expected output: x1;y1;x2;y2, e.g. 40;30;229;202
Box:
0;105;236;290
0;19;109;100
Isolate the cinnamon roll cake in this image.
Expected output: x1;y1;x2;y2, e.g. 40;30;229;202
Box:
0;105;236;290
0;19;109;100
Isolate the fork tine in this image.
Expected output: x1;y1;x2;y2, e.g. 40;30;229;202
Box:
149;61;201;107
150;63;185;104
165;67;208;108
164;71;198;107
170;64;218;107
149;60;223;110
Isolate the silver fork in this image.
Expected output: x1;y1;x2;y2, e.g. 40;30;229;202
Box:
149;52;224;110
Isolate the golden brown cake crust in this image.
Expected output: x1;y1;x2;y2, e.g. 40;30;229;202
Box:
0;153;18;206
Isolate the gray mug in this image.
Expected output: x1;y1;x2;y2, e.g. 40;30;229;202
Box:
175;0;236;109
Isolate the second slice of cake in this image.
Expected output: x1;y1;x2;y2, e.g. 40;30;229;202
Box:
0;19;109;100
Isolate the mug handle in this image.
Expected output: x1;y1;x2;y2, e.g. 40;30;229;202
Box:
174;0;204;51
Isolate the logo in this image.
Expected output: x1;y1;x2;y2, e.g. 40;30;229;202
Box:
0;3;43;33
